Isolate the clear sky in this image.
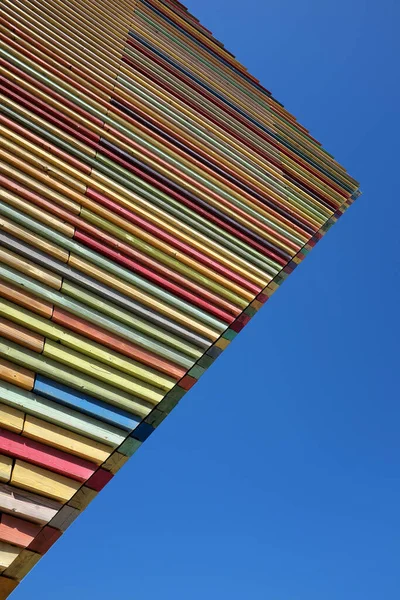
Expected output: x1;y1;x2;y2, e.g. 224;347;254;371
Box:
13;1;400;599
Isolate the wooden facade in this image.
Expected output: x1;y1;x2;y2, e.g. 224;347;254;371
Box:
0;0;360;595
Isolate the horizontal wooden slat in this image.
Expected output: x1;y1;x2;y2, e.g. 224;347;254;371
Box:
0;542;21;573
11;460;81;503
27;525;62;555
0;457;13;485
2;548;41;581
23;416;111;465
0;337;153;419
0;247;61;290
0;278;53;319
0;380;127;447
0;405;24;434
52;307;185;380
0;484;60;525
47;504;80;532
0;358;34;392
0;427;96;482
0;0;360;590
0;514;40;549
0;316;44;353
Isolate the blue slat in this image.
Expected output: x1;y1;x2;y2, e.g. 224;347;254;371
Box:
34;375;140;431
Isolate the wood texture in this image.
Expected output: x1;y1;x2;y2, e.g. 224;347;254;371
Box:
0;405;24;434
23;416;111;465
67;486;97;511
0;514;40;548
0;484;61;526
0;279;53;319
2;549;41;581
0;337;152;419
0;428;96;482
0;380;126;447
47;505;80;532
0;247;62;290
0;358;34;392
85;468;113;492
0;317;44;353
102;451;128;474
27;525;62;555
0;0;360;589
0;543;20;573
52;306;185;379
0;458;13;485
11;460;81;503
0;575;18;598
33;376;139;433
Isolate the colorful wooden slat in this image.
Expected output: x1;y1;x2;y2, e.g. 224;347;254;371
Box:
0;359;34;392
0;406;24;435
0;0;360;594
47;505;80;532
32;376;140;433
27;526;62;555
0;428;97;482
22;416;112;465
0;544;20;574
0;460;13;486
0;515;40;549
0;317;44;354
0;575;18;598
0;380;127;447
1;550;41;582
0;484;61;526
11;460;81;503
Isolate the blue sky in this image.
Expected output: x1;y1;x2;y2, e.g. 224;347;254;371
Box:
14;0;400;598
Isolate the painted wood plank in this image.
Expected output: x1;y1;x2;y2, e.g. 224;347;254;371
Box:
27;526;62;555
23;416;111;465
0;246;62;290
0;196;233;327
0;337;152;419
102;451;129;474
47;505;80;532
118;437;141;458
2;549;41;581
0;279;53;319
0;231;215;349
67;241;228;333
0;182;75;238
52;307;185;380
0;542;20;574
0;458;13;485
42;340;164;404
0;484;60;526
0;428;96;483
0;213;69;263
0;514;40;548
74;230;235;323
0;297;175;391
33;376;139;432
11;460;81;503
85;469;113;492
0;265;194;369
0;575;18;598
0;358;34;392
68;486;97;511
0;405;24;434
0;316;44;353
0;380;126;447
61;280;201;363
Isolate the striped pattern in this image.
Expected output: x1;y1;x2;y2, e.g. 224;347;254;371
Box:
0;0;360;595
